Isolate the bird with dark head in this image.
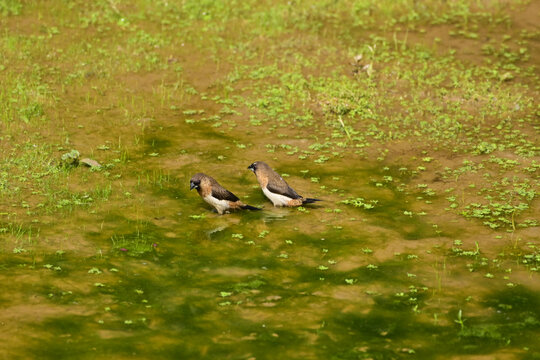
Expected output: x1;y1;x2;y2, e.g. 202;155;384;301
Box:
190;173;261;215
248;161;322;207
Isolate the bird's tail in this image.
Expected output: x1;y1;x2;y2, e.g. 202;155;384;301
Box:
241;204;262;211
302;198;322;204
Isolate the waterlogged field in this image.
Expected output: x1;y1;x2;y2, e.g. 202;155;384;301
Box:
1;0;539;359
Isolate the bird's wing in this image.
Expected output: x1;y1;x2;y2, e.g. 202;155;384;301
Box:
267;181;302;199
211;186;240;202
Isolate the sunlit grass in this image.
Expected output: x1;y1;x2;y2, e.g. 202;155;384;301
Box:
0;0;538;358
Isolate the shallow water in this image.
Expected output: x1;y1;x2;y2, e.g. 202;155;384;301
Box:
2;150;538;359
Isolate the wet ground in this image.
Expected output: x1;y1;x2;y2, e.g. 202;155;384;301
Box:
1;1;539;359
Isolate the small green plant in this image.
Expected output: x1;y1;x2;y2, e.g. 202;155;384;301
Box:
60;150;80;167
110;233;155;257
341;197;378;209
0;0;23;15
455;309;466;331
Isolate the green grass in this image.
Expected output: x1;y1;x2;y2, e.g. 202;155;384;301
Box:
1;0;539;359
110;232;155;257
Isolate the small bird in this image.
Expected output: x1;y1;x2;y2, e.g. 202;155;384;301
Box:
248;161;322;207
190;173;261;215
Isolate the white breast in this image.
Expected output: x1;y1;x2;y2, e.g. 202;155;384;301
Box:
203;195;230;214
262;187;291;206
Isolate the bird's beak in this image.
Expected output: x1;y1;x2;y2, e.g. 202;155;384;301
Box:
248;164;255;172
190;182;196;190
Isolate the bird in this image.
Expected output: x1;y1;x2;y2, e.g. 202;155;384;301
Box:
190;173;261;215
247;161;322;207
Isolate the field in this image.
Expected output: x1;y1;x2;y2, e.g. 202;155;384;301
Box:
1;0;539;359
